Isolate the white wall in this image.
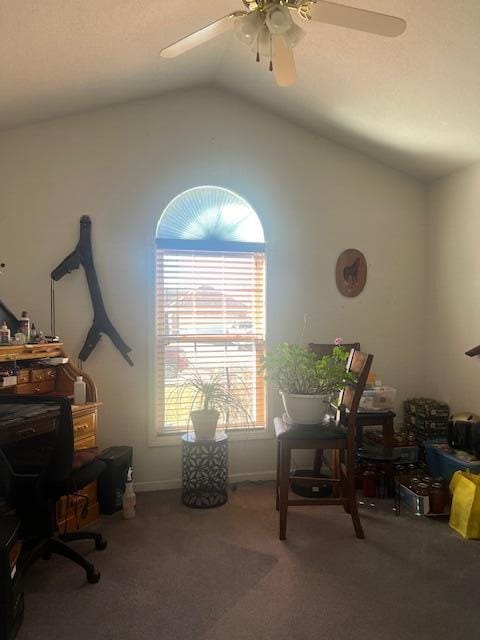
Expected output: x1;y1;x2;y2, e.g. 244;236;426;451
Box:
426;162;480;413
0;87;427;488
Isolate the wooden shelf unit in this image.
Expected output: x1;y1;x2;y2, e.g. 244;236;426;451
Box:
0;343;101;531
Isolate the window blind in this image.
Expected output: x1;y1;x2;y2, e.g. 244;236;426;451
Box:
156;249;266;433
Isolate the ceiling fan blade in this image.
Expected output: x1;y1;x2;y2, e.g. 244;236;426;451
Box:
308;0;406;37
272;36;297;87
160;12;246;58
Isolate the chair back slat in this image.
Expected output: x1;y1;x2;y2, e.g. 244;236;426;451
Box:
338;350;373;430
348;350;369;376
309;342;360;360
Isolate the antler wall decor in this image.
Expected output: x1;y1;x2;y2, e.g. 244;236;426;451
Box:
51;215;134;366
466;345;480;357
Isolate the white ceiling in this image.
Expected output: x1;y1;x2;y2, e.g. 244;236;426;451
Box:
1;0;480;181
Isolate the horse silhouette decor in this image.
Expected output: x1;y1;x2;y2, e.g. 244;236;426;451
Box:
335;249;367;297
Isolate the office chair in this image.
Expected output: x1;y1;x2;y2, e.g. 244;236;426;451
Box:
0;395;107;584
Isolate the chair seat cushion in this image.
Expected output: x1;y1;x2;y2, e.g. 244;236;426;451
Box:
278;420;347;441
72;447;100;471
71;458;106;490
48;458;106;499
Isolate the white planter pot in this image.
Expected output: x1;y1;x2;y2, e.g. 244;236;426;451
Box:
280;392;330;425
190;409;220;440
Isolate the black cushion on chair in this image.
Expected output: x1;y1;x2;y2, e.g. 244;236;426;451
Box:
71;458;106;491
278;416;347;441
49;458;107;500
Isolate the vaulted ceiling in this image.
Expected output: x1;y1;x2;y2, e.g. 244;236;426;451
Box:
1;1;479;181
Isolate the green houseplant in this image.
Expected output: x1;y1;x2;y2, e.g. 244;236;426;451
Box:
176;369;254;440
262;342;354;424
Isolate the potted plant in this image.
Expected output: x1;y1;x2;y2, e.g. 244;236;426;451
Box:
176;369;254;440
262;342;354;424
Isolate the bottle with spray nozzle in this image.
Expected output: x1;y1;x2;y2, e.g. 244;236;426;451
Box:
122;466;136;519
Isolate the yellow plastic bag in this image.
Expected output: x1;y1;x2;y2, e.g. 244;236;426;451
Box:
449;470;480;539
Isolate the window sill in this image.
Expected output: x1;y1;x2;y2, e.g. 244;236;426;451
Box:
148;427;273;447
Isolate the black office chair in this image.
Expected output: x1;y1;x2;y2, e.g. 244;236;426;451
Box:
0;395;107;584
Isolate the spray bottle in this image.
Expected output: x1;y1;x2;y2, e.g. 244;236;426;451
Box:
122;466;136;519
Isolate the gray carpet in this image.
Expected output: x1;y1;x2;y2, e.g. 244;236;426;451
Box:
17;484;480;640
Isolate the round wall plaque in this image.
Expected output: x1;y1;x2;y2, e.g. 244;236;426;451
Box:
335;249;367;297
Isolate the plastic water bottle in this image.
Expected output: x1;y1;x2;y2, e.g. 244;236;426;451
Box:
122;467;136;519
74;376;86;404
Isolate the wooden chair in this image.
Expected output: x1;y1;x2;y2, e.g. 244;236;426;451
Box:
274;349;373;541
308;342;360;360
309;342;395;451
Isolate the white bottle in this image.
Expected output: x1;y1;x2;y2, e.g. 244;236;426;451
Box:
19;311;30;341
0;321;10;344
74;376;86;404
122;467;136;519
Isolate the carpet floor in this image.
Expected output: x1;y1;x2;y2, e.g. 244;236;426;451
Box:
17;483;480;640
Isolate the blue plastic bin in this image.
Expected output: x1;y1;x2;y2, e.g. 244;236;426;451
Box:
424;444;480;483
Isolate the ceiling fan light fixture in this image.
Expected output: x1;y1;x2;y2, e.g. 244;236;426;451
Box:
234;11;263;45
283;22;305;48
265;4;292;35
251;24;274;57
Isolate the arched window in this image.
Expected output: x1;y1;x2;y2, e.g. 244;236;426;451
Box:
155;186;266;434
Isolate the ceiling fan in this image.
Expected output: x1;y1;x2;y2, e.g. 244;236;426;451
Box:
160;1;406;87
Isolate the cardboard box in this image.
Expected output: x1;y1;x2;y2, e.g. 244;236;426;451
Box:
399;483;429;516
403;397;449;419
0;375;17;387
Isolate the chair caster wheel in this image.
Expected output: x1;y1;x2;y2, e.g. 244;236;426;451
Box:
87;570;101;584
95;539;107;551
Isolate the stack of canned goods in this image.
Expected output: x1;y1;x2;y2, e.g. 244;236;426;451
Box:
395;462;448;513
403;397;450;443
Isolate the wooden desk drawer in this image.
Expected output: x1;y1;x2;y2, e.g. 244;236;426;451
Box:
17;369;30;384
58;501;100;533
74;434;96;450
16;380;55;395
27;367;56;382
73;412;96;440
29;368;46;382
57;482;98;529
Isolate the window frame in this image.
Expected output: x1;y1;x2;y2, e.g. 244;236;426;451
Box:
149;230;270;447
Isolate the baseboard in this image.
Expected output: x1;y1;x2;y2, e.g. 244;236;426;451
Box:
135;470;276;493
230;470;276;484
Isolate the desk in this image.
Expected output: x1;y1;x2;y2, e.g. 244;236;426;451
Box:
0;343;101;532
0;401;101;531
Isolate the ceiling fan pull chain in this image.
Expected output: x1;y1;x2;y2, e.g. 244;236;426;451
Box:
256;32;260;62
269;33;273;71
